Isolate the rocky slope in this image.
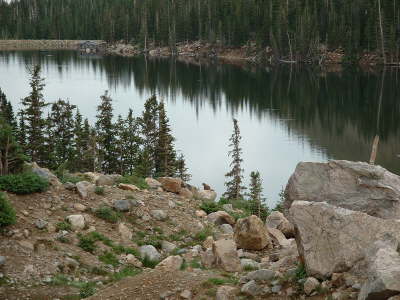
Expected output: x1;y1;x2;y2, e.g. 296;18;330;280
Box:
2;160;400;300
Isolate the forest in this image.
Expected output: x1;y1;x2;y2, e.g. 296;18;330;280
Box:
0;0;399;62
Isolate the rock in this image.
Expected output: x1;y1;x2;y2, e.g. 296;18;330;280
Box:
18;240;34;251
113;200;132;212
195;189;217;201
161;241;177;254
118;223;132;241
84;172;101;183
207;211;235;225
195;210;207;218
35;219;48;230
118;183;140;192
29;162;61;186
150;210;168;221
220;224;234;234
168;200;176;208
64;182;76;191
179;188;193;199
203;236;214;249
290;201;400;278
268;227;290;247
126;254;143;268
200;248;215;268
64;257;79;269
242;269;276;282
158;177;183;193
234;215;269;250
212;238;242;272
95;175;115;186
156;256;183;271
180;290;192;299
271;284;282;293
240;259;259;270
66;215;85;231
285;160;400;219
76;181;95;199
216;286;237;300
222;204;234;213
145;178;162;189
266;211;295;238
0;256;5;267
241;280;262;296
359;236;400;300
73;203;87;212
304;277;320;295
139;245;161;262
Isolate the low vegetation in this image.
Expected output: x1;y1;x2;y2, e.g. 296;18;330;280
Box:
0;192;16;228
117;175;149;190
94;186;105;195
94;206;120;223
0;172;48;194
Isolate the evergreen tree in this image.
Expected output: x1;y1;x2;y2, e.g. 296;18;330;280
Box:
83;120;98;172
224;118;246;200
248;171;264;218
0;117;26;175
17;110;26;149
156;101;177;177
0;88;17;130
121;109;142;175
47;99;76;169
71;109;85;171
20;65;48;164
176;153;191;182
137;95;159;177
96;91;117;174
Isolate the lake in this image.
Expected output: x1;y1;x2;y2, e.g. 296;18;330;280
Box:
0;50;399;207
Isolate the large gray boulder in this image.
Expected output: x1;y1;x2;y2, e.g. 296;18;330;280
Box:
139;245;161;262
266;211;295;238
285;160;400;219
29;162;61;186
212;238;242;272
76;181;95;199
359;236;400;300
289;201;400;279
207;211;235;226
158;177;183;193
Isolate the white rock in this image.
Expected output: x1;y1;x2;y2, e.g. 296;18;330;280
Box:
66;215;85;231
139;245;161;262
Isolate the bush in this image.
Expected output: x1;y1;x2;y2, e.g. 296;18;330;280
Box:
94;206;120;223
110;266;141;281
79;282;96;298
0;172;48;194
94;186;105;195
117;175;149;190
200;201;222;214
56;221;72;232
141;255;159;268
99;251;119;267
78;234;97;253
0;192;16;228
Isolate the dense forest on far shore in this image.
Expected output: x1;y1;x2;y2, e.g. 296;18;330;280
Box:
0;0;399;63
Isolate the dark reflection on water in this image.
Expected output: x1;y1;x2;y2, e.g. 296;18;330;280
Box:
1;50;399;206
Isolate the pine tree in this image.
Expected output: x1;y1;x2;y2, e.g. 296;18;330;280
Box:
156;101;177;177
0;88;17;130
96;91;117;174
71;109;85;172
137;95;159;177
83;119;98;172
115;115;127;175
122;109;142;175
20;65;48;164
0;117;26;175
47;99;76;169
224;118;246;201
176;153;191;182
17;111;26;149
248;171;263;218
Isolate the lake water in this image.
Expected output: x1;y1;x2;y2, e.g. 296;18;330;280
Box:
1;50;399;207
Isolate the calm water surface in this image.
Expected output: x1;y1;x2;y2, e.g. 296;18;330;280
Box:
1;50;399;207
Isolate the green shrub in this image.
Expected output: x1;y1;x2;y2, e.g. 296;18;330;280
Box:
95;206;120;223
295;263;307;281
94;186;105;195
117;175;148;190
79;282;96;298
0;172;48;194
141;255;159;268
0;192;16;228
200;201;222;214
273;189;285;213
99;251;120;267
58;172;90;184
193;226;214;242
110;266;141;281
78;234;97;253
56;221;72;232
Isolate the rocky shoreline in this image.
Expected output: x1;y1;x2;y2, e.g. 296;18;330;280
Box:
0;39;389;67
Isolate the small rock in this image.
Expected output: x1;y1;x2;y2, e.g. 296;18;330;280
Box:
161;241;177;254
194;189;217;201
168;200;176;208
66;215;86;231
76;181;95;199
213;238;242;272
242;269;276;282
304;277;320;295
145;178;162;189
271;285;282;293
126;254;143;268
241;280;262;296
35;219;48;230
216;286;237;300
64;182;76;191
150;210;168;221
240;258;259;270
156;256;183;271
95;174;115;186
158;177;183;193
0;256;5;267
234;215;270;250
113;200;132;212
73;203;87;212
118;183;140;192
207;211;235;225
200;248;215;268
118;223;132;241
222;204;234;213
179;188;193;199
203;236;214;249
139;245;161;262
220;224;234;234
180;290;192;299
195;210;207;218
